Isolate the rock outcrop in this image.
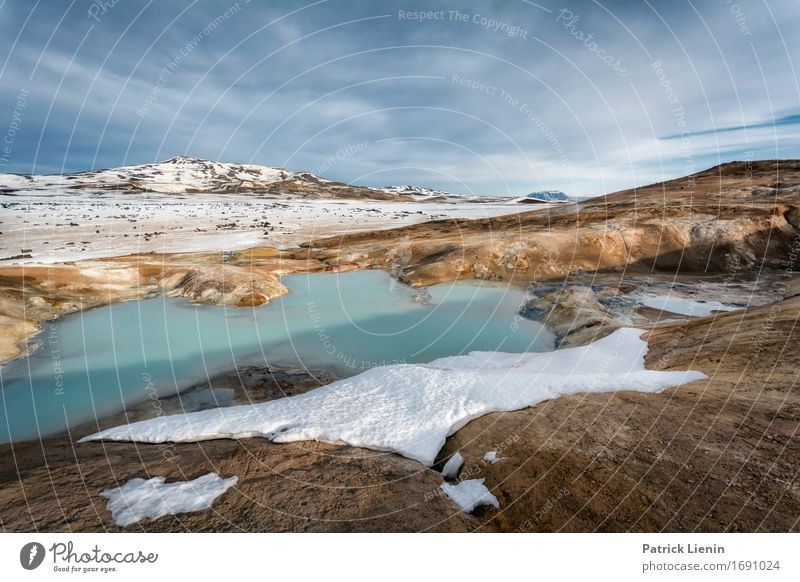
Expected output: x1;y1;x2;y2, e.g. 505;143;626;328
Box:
0;251;326;361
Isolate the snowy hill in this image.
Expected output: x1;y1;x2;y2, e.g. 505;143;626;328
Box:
0;156;532;203
379;185;453;199
0;156;404;200
379;184;518;204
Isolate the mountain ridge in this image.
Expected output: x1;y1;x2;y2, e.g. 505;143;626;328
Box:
0;156;411;201
0;156;533;203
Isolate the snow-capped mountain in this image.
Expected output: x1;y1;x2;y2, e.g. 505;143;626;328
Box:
513;190;572;204
379;184;519;204
525;190;569;202
0;156;405;200
379;185;453;199
0;156;539;203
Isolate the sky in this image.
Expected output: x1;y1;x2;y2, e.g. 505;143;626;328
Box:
0;0;798;197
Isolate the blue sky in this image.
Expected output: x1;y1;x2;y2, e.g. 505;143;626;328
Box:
0;0;798;197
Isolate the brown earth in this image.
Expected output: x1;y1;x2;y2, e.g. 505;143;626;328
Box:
439;295;800;532
0;363;478;532
0;437;481;532
288;160;800;287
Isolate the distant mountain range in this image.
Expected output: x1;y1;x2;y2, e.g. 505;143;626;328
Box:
0;157;504;203
0;156;571;205
0;156;414;201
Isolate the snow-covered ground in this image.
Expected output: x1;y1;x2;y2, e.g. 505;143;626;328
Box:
0;155;536;264
483;451;504;464
440;479;499;513
637;294;741;317
100;473;238;526
82;328;705;466
0;190;527;264
441;452;464;479
378;184;459;199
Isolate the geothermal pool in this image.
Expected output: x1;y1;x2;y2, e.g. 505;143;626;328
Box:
0;270;554;443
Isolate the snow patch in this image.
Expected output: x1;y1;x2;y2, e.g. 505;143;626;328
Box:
100;473;238;526
81;328;706;466
380;185;452;198
440;479;499;513
441;452;464;479
483;451;504;464
638;294;740;317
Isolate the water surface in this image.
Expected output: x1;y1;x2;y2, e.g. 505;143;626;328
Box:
0;270;553;443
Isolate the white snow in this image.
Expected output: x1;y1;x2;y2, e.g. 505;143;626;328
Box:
378;184;517;204
100;473;238;526
380;185;454;198
483;451;503;464
81;328;705;467
440;479;499;513
441;452;464;479
0;191;525;264
638;294;740;317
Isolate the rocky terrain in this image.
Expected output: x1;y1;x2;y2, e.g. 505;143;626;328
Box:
0;160;799;532
293;160;800;286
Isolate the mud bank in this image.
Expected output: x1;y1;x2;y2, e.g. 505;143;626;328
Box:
291;161;800;287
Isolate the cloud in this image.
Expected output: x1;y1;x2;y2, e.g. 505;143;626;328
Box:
0;0;797;196
660;113;800;140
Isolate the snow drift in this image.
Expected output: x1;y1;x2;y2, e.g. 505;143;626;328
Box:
441;479;500;512
81;328;705;466
101;473;238;526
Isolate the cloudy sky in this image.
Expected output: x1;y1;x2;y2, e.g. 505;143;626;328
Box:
0;0;798;196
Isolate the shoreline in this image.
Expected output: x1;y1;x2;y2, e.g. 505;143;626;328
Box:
1;268;549;444
0;194;535;364
0;264;786;447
